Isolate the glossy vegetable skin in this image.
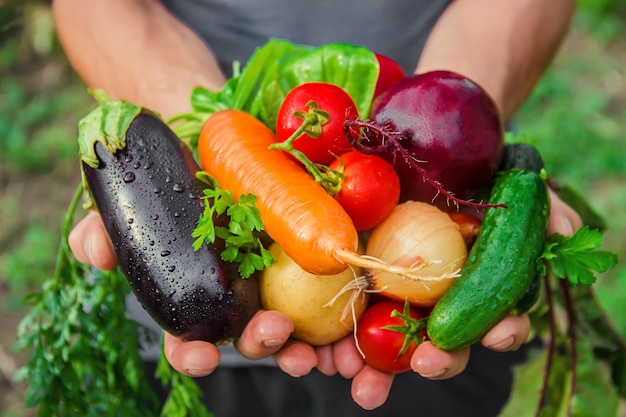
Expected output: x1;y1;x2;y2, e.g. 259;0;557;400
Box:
498;143;545;174
356;300;426;374
275;82;359;165
328;150;400;231
373;53;407;98
364;201;467;307
80;107;260;344
427;169;550;350
368;70;504;207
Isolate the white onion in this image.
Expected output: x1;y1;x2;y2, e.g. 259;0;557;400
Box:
365;201;468;307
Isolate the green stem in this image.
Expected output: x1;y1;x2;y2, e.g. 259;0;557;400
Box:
166;111;207;125
172;123;203;142
53;182;85;285
268;102;344;195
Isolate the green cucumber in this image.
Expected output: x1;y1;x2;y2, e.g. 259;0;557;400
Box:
427;169;549;351
510;274;541;316
498;143;545;173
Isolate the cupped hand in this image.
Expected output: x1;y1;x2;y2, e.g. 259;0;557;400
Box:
68;190;583;410
68;211;297;377
295;189;584;410
164;309;296;376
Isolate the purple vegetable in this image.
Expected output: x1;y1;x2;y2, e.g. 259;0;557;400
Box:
79;100;260;344
347;70;505;210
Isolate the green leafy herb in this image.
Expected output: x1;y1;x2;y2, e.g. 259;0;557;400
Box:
192;172;274;278
500;190;624;415
168;39;380;148
14;184;160;416
540;225;618;285
14;183;214;416
500;338;620;417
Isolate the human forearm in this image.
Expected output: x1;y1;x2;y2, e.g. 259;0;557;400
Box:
52;0;225;119
416;0;575;120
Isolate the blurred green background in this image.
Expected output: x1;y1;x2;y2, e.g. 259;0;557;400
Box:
0;0;624;416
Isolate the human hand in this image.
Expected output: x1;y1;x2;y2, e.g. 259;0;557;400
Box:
305;189;584;410
69;189;583;410
68;211;296;376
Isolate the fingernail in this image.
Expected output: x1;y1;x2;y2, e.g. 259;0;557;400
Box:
262;337;288;348
420;368;446;379
488;335;515;351
84;236;94;264
185;368;212;377
559;216;575;236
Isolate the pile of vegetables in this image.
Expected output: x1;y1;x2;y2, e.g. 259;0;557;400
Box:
16;39;624;416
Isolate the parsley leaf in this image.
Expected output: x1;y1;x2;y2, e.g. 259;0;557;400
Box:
191;186;235;250
192;172;274;278
540;226;618;285
14;184;163;416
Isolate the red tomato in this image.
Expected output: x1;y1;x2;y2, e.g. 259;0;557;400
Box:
356;300;426;374
373;53;407;99
329;151;400;231
276;82;359;165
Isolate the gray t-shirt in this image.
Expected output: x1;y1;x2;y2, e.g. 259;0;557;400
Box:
136;0;452;365
163;0;451;75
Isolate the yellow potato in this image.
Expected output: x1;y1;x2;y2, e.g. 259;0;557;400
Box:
260;242;369;346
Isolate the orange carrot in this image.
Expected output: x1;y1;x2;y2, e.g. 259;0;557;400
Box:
198;109;359;275
198;110;432;280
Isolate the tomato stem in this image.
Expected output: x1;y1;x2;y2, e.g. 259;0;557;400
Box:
382;298;428;358
269;101;344;195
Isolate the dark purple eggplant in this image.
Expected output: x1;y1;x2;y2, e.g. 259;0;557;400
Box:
78;97;261;343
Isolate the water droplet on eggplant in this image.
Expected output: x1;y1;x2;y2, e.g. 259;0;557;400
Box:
123;172;136;183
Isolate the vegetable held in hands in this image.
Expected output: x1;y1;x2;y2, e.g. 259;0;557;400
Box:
197;109;428;279
372;52;407;99
198;109;360;275
78;91;261;344
347;70;504;209
259;242;369;346
427;169;550;351
275;82;359;165
329;150;401;232
364;201;468;307
356;299;427;374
